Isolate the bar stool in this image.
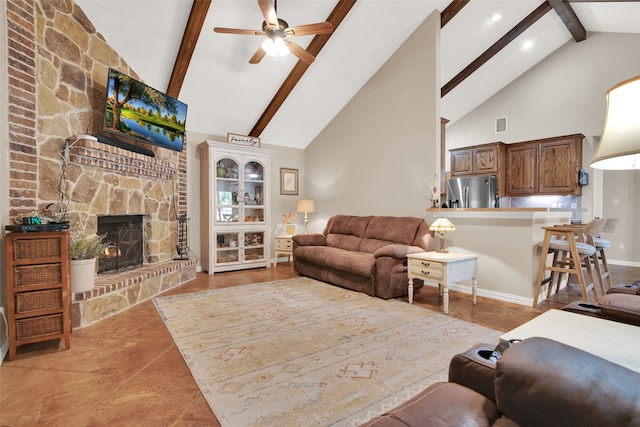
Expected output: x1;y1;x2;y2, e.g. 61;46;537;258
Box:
533;221;602;306
589;218;618;293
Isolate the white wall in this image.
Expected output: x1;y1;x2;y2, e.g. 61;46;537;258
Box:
302;11;441;232
446;32;640;265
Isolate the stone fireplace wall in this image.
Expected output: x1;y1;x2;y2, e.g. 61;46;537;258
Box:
5;0;188;263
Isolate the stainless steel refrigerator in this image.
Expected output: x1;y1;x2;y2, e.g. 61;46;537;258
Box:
446;175;497;208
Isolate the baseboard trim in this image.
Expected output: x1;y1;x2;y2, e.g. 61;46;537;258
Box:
447;283;533;307
608;259;640;268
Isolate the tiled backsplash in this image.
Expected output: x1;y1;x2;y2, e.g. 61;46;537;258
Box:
501;195;583;222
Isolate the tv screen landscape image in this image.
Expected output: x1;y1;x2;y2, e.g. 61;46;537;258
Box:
103;68;188;152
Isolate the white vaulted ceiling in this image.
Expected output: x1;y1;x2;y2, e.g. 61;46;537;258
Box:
75;0;640;149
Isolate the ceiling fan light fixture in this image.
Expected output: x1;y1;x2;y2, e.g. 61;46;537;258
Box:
262;37;289;57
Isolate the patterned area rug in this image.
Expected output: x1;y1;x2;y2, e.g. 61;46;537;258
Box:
153;277;500;427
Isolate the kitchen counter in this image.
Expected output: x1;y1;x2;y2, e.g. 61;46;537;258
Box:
425;209;573;306
427;207;580;219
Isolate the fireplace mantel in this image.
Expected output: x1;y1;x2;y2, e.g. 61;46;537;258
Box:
68;136;177;180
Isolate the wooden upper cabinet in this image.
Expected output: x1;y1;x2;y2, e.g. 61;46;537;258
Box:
506;143;538;195
450;142;506;195
506;134;583;196
451;149;472;175
538;135;582;194
474;145;500;174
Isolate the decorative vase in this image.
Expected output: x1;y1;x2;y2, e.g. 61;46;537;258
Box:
71;258;96;293
217;164;226;178
285;224;296;235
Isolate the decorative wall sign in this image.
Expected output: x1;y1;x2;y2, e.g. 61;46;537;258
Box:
227;133;260;147
280;168;298;195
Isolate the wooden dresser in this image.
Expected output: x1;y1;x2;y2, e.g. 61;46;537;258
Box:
4;231;71;360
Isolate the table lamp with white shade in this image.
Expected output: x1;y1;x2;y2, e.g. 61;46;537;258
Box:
591;75;640;170
430;218;456;253
296;199;315;234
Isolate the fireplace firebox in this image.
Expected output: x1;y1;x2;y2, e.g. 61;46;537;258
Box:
97;215;144;273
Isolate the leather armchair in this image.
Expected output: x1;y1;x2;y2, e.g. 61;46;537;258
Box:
562;280;640;326
362;337;640;426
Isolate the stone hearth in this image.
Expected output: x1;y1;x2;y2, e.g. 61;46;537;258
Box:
72;258;196;329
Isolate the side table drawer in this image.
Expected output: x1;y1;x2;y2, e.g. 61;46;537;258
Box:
275;238;293;251
410;260;444;280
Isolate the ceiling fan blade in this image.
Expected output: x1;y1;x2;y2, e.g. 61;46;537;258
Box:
249;47;267;64
214;27;265;36
284;40;315;65
258;0;278;27
286;22;333;37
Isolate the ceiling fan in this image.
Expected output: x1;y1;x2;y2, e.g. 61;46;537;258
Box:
213;0;333;65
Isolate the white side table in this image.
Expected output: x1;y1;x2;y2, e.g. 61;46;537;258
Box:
407;251;478;314
273;235;293;267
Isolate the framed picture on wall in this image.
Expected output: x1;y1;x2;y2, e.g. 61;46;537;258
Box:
280;168;298;195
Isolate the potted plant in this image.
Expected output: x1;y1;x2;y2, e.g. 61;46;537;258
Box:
69;232;108;293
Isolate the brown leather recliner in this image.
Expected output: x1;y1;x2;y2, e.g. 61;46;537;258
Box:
562;280;640;326
361;337;640;427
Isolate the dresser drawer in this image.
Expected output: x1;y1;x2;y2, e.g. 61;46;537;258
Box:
15;289;63;313
15;313;64;341
409;259;444;281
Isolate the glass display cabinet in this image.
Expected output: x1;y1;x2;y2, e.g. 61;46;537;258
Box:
200;141;272;273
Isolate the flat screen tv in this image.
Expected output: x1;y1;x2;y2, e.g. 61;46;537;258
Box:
102;68;187;152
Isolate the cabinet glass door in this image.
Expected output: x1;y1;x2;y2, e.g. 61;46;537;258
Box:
215;232;240;265
243;231;265;262
242;161;265;224
215;157;239;223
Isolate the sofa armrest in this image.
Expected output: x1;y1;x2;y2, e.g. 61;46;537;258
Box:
448;343;498;402
373;244;426;259
292;233;326;247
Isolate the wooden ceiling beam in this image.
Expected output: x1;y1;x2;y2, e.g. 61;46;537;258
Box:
250;0;357;137
441;1;552;98
166;0;212;98
549;0;586;42
441;0;470;28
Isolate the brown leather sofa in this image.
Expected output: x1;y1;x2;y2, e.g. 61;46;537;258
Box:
562;281;640;326
292;215;434;299
362;337;640;426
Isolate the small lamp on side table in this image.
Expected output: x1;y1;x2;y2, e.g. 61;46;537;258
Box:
430;218;456;253
296;199;315;234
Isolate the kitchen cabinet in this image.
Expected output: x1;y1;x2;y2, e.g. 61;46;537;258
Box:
4;230;71;360
505;143;538;195
450;142;506;196
200;140;273;273
506;134;583;196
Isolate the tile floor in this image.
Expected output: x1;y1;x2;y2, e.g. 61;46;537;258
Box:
1;263;637;425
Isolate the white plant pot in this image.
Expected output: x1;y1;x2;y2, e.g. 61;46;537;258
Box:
71;258;97;293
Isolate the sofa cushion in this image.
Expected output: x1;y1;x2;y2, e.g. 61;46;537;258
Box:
359;217;427;254
294;246;375;278
327;233;363;252
324;215;371;237
324;215;372;251
361;382;499;427
364;216;424;245
494;337;640;427
598;293;640;326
